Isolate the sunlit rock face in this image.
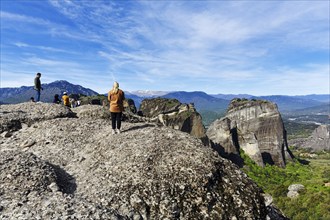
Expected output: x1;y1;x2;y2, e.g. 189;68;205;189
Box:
301;125;330;152
140;98;209;145
207;99;293;167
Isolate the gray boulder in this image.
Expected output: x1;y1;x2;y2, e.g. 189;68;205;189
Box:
287;184;305;198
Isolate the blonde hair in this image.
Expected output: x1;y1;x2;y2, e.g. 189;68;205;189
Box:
111;81;119;94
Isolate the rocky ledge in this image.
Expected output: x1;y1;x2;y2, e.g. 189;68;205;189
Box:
0;103;287;219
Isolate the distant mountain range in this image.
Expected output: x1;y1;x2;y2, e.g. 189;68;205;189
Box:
294;94;329;103
1;80;329;115
210;94;329;103
210;94;252;100
162;91;229;112
127;90;169;97
250;95;326;112
0;80;98;104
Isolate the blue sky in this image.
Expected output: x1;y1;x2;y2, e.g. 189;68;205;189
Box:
1;0;329;95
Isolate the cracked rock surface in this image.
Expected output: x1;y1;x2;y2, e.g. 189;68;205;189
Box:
0;103;285;219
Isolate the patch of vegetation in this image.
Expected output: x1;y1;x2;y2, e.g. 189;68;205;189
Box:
240;150;330;220
228;98;270;111
179;110;193;118
79;94;107;105
165;99;181;109
199;110;225;127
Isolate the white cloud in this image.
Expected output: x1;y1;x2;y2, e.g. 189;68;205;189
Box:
0;11;51;25
0;70;35;88
14;42;77;54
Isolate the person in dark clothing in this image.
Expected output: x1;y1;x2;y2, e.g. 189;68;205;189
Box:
53;94;61;104
34;72;43;102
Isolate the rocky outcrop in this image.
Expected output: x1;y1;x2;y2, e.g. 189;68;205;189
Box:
140;98;208;145
71;104;111;119
0;103;287;219
0;102;74;133
207;99;293;167
301;125;330;152
124;98;137;114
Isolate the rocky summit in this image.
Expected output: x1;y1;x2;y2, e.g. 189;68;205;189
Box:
301;125;330;152
207;99;293;167
139;98;208;145
0;103;288;219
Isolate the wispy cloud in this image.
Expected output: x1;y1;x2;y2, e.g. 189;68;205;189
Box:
14;42;77;54
1;11;51;25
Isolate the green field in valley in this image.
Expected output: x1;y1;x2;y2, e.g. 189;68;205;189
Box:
241;150;330;220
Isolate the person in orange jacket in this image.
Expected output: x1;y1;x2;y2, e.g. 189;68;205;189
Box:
108;81;125;134
62;92;71;107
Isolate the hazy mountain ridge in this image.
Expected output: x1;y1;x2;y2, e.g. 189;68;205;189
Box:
1;81;328;115
294;94;329;103
251;95;326;111
124;93;145;108
161;91;230;112
211;94;252;100
0;80;98;104
282;103;329;115
128;90;170;97
137;91;327;113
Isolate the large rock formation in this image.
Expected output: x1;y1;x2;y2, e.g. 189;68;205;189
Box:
139;98;208;145
207;99;293;167
300;125;330;152
0;103;287;219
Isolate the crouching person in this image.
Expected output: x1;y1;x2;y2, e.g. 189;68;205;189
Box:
62;92;71;107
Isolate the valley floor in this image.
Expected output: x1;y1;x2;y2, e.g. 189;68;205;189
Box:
242;151;330;220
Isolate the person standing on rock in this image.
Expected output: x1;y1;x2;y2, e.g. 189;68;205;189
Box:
108;81;125;134
34;72;43;102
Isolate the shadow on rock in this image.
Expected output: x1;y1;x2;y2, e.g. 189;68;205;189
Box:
210;140;244;168
124;124;156;132
48;163;77;194
297;158;310;165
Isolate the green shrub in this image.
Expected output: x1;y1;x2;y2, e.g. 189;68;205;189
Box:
322;169;330;181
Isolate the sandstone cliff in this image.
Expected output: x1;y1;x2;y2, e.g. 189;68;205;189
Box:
301;125;330;152
139;98;208;145
0;103;287;219
207;99;293;167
